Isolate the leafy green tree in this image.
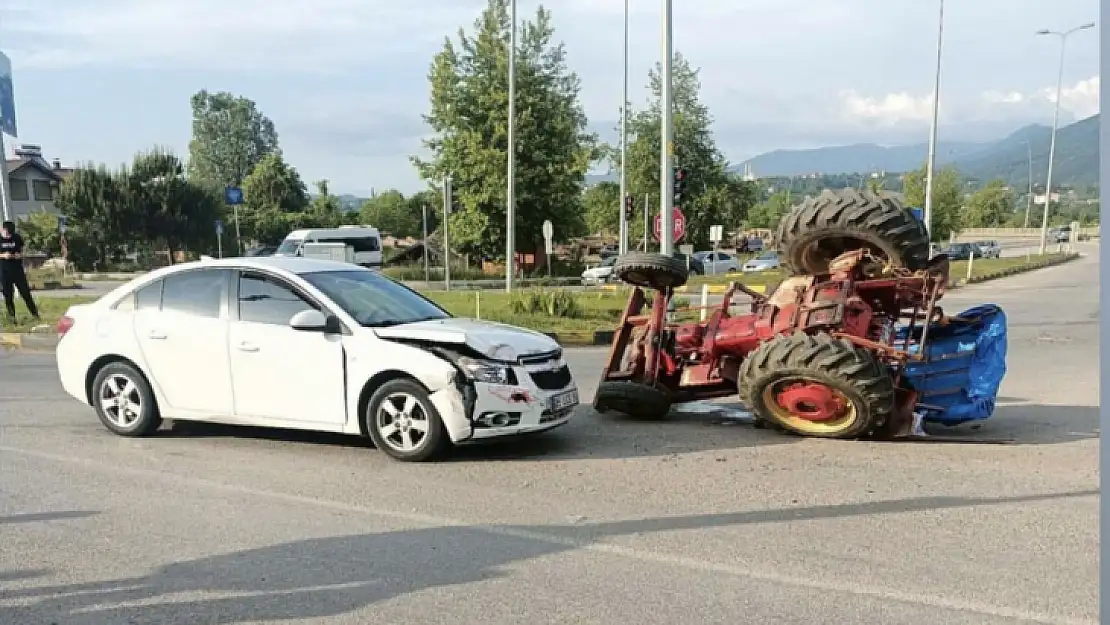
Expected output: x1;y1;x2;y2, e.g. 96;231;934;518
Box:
187;90;281;188
963;179;1013;228
413;0;596;257
902;165;963;242
405;189;442;235
583;181;620;235
609;53;754;250
124;148;222;259
746;190;793;229
360;189;421;237
240;153;310;243
54;163;132;267
308;180;344;228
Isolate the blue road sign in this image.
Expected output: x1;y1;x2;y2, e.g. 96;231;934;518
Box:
910;207;924;222
57;215;67;233
215;220;224;235
0;52;17;137
224;187;244;205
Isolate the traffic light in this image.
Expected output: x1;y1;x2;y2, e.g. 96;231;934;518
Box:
624;194;635;218
672;166;688;206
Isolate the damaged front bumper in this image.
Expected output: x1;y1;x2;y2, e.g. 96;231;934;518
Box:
428;352;580;444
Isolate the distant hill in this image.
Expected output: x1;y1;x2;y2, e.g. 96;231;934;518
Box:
734;141;988;177
952;115;1098;188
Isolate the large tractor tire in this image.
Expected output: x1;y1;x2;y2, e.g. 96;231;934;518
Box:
737;332;895;439
613;253;689;290
774;188;930;275
594;380;674;420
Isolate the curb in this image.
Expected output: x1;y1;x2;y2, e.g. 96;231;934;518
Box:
0;332;59;351
948;252;1080;287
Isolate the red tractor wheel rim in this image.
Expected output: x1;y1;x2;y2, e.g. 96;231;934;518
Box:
773;381;849;421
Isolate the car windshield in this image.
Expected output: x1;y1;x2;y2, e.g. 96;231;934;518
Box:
275;238;302;255
601;256;617;267
301;270;450;328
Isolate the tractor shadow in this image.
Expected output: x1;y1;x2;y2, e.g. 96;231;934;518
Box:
0;488;1096;625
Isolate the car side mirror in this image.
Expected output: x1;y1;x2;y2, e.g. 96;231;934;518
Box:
289;309;340;333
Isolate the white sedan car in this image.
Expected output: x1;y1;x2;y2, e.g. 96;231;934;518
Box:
54;257;579;462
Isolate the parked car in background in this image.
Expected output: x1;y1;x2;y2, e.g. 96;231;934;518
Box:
745;237;765;252
599;244;620;259
972;240;1001;258
941;242;979;261
245;245;277;257
694;251;741;274
742;251;780;273
674;252;704;276
54;257;578;463
274;226;384;269
581;256;617;285
1049;227;1072;243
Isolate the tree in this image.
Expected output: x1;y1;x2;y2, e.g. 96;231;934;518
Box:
746;190;793;229
413;0;596;257
308;180;344;228
124;148;223;259
609;52;756;250
187;90;281;188
360;189;421;237
54;163;132;267
240;153;310;244
405;189;442;235
583;181;620;235
963;179;1013;229
902;165;963;242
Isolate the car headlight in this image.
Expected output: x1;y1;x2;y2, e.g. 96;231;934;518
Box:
457;356;514;384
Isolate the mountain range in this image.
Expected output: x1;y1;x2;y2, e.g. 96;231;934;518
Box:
585;114;1099;190
733;115;1098;189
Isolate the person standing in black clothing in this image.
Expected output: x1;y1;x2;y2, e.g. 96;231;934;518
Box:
0;220;40;322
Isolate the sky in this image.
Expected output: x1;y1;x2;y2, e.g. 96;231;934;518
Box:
0;0;1100;196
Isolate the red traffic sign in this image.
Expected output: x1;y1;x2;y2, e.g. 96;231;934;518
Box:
653;207;686;243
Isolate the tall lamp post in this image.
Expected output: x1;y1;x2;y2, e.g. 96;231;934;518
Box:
922;0;944;246
505;0;517;291
658;0;674;256
1035;21;1095;254
618;0;629;254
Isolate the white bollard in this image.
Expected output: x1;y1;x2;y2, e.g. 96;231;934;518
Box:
475;291;481;319
700;284;709;321
966;251;974;282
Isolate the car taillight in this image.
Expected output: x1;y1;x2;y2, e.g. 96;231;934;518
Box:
57;315;75;337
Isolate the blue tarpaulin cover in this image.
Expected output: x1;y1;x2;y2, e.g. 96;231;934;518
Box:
895;304;1008;425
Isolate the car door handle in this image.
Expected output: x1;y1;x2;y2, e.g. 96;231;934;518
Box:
147;330;167;340
237;341;259;352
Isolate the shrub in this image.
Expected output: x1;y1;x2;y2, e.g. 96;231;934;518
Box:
509;289;582;318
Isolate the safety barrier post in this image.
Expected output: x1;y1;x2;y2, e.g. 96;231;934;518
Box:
700;284;709;321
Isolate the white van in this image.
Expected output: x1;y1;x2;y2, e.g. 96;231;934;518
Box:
274;226;383;268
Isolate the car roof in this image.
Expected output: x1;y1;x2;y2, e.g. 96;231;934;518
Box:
144;256;366;279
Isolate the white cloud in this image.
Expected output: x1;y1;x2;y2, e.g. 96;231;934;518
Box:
838;90;935;125
1043;76;1099;118
981;91;1024;104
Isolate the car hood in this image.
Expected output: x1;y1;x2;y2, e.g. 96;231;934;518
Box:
583;266;614;276
745;259;775;266
373;317;560;360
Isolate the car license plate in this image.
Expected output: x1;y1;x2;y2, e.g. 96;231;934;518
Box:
549;389;579;412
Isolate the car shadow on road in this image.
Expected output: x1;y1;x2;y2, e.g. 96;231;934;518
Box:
156;403;794;463
0;488;1095;625
0;510;99;525
923;403;1099;445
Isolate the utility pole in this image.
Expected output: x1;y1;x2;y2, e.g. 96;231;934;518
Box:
658;0;674;256
505;0;517;291
1024;140;1033;229
443;176;452;291
422;203;429;283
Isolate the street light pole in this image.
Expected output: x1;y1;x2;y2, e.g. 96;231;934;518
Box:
505;0;517;291
1023;140;1032;229
618;0;629;255
658;0;674;256
1036;22;1094;255
922;0;944;245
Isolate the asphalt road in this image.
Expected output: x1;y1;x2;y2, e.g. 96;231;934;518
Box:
0;249;1099;624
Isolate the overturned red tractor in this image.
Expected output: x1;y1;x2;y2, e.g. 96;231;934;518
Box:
594;189;1008;439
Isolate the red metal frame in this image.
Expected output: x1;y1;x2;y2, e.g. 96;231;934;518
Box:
596;250;951;422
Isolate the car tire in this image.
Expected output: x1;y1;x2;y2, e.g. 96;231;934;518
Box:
91;361;162;437
365;378;450;462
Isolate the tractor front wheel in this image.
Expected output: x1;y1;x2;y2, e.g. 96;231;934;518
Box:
737;332;894;439
594;380;674;420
